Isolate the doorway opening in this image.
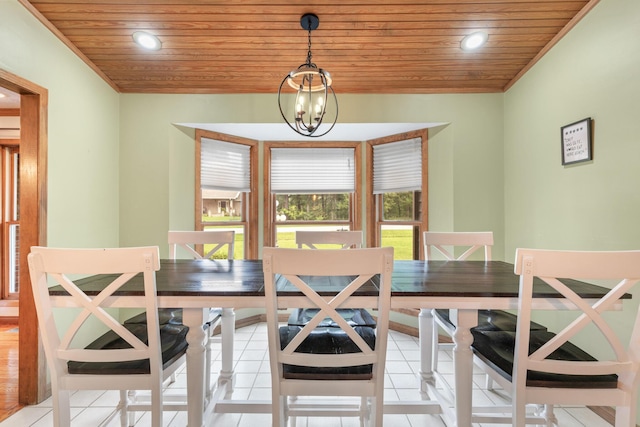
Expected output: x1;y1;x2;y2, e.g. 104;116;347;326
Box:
0;68;47;408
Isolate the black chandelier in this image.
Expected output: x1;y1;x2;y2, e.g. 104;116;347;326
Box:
278;14;338;138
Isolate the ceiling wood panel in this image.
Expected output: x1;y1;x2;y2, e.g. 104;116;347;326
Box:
23;0;597;94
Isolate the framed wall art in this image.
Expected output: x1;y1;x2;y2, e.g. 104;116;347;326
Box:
561;117;592;165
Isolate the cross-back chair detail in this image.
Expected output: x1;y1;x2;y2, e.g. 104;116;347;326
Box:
505;248;640;426
168;229;235;260
423;231;493;261
296;230;362;250
290;230;374;328
28;246;187;427
263;247;394;427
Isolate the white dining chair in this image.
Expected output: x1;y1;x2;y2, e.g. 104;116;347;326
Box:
472;248;640;426
424;231;493;262
263;246;394;427
169;229;235;260
424;231;494;373
423;231;547;390
27;246;187;427
296;230;362;249
167;230;235;397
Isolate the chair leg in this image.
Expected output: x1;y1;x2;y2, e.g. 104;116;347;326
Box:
359;396;367;427
277;395;288;427
205;328;213;399
126;390;136;427
513;394;528;427
542;404;556;427
485;374;495;391
150;382;164;427
431;310;440;374
373;395;383;427
52;389;71;427
287;396;298;427
614;404;635;427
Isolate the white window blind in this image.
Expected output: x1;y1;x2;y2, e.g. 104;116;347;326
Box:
373;138;422;194
200;138;250;192
271;148;355;194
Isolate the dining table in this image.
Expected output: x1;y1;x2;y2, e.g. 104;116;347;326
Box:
51;258;625;427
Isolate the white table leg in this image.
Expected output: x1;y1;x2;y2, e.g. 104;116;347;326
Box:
219;308;235;387
418;308;434;392
452;309;478;427
183;307;208;427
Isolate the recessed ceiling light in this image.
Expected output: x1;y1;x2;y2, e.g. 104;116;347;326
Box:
0;94;6;99
461;31;488;51
132;31;162;51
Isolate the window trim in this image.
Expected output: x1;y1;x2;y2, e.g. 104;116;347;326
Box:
195;130;259;259
1;146;19;299
366;130;428;259
264;141;362;248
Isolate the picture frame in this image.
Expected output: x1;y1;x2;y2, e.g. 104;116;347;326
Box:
561;117;592;165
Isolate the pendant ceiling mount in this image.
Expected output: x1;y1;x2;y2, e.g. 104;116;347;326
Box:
300;13;319;31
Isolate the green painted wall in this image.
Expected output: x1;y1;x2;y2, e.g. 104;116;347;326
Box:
118;93;505;259
0;0;121;360
505;0;640;255
0;0;121;249
504;0;640;417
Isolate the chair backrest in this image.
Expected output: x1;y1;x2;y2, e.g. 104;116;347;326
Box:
262;246;393;380
295;230;362;249
513;249;640;393
423;231;493;261
27;246;162;378
168;230;235;260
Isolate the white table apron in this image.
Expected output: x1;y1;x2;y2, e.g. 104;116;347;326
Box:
50;290;621;427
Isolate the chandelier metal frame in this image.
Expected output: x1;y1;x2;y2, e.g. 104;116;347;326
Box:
278;14;338;138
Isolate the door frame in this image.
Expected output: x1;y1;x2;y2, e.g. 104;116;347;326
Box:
0;68;48;404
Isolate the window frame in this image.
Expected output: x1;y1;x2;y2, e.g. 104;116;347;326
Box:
1;145;19;299
263;141;362;247
366;130;428;260
195;130;259;259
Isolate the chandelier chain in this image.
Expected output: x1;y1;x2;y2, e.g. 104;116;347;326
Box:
306;26;313;65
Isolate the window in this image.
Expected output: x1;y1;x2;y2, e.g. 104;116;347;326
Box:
264;142;362;247
196;131;258;259
367;132;428;260
1;146;19;299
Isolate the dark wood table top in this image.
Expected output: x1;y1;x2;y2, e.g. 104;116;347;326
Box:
63;259;621;301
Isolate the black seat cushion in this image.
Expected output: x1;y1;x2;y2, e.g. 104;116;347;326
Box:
67;322;189;375
435;308;547;332
124;308;184;326
287;308;376;328
471;329;618;388
279;325;376;380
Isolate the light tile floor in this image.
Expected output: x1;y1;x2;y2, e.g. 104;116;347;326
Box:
0;323;613;427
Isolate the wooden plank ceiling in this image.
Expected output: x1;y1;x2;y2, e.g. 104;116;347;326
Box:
23;0;594;95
